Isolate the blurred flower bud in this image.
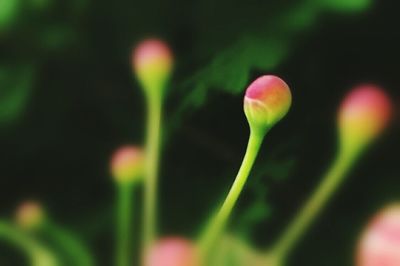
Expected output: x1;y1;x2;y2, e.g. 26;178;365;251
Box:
16;201;45;230
133;38;173;96
244;75;292;135
145;237;199;266
356;204;400;266
111;146;144;185
338;85;392;155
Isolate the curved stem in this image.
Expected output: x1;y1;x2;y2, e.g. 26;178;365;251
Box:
116;184;134;266
142;93;162;256
0;220;59;266
268;151;355;263
43;220;93;266
198;130;265;260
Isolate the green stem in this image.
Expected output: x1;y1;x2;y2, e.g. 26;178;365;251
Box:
142;93;162;255
268;151;355;263
0;220;59;266
43;220;93;266
116;184;134;266
199;131;265;260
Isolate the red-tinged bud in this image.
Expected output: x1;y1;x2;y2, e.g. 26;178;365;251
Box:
244;75;292;135
356;204;400;266
338;85;392;155
111;146;144;185
133;38;173;96
145;237;199;266
16;201;45;230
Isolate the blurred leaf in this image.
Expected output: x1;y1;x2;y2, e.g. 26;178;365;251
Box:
235;158;296;238
321;0;372;12
261;159;297;182
210;235;268;266
0;64;35;125
39;25;76;51
0;0;20;33
167;33;293;136
29;0;51;12
170;0;372;132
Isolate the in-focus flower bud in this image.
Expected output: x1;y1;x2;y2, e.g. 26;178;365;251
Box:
133;38;173;96
111;146;144;185
244;75;292;135
356;204;400;266
338;84;392;155
16;201;45;230
145;237;199;266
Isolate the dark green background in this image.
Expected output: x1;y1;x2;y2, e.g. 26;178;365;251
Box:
0;0;399;265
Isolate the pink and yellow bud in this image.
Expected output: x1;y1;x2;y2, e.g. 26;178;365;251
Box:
111;146;144;184
133;38;173;96
145;237;199;266
16;201;45;230
244;75;292;134
356;204;400;266
338;85;392;155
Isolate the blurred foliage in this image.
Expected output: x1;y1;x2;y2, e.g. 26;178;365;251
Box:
0;0;20;33
235;156;296;239
170;0;372;128
0;64;35;124
210;235;266;266
0;0;372;127
321;0;371;12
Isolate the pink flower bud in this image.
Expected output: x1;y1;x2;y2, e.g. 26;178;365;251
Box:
338;85;392;154
145;237;199;266
110;146;144;184
244;75;292;134
356;204;400;266
16;201;45;230
133;38;173;95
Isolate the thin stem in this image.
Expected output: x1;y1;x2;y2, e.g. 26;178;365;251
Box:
269;152;355;263
198;131;265;260
116;184;134;266
43;220;93;266
142;93;162;256
0;220;59;266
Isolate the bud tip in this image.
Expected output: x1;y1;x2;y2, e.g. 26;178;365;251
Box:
132;38;173;93
111;146;144;184
145;237;199;266
357;204;400;266
16;201;45;230
244;75;292;133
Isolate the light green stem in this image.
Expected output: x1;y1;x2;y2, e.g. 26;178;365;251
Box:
116;184;134;266
268;151;355;264
199;131;265;260
142;93;162;256
0;220;59;266
43;220;93;266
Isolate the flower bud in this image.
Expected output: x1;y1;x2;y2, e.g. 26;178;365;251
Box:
338;85;392;155
244;75;292;135
16;201;45;230
111;146;144;185
133;38;173;96
356;204;400;266
145;237;199;266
